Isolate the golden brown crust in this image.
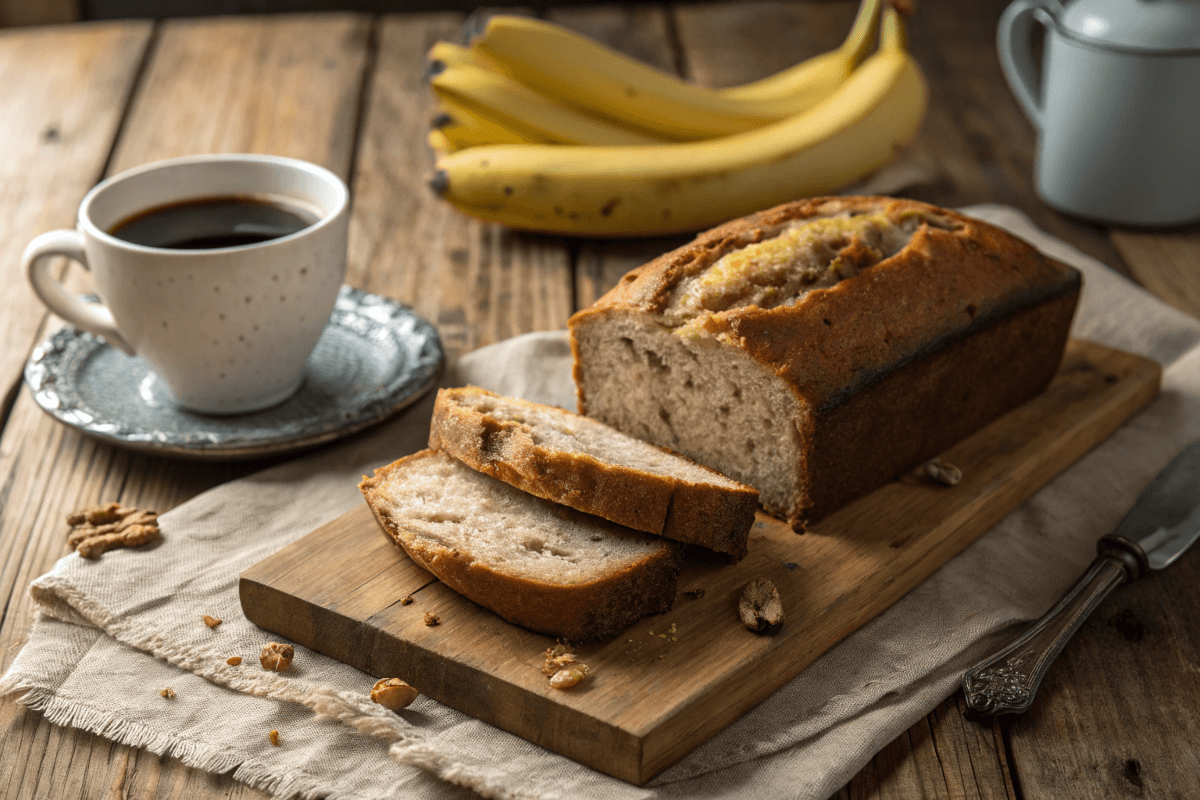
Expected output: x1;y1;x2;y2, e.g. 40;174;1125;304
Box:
796;290;1077;527
568;196;1082;530
359;450;685;642
428;387;758;558
569;196;1081;413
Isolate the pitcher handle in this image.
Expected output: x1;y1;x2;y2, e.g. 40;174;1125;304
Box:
997;0;1058;130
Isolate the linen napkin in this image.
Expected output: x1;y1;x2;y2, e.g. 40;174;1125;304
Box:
4;206;1199;800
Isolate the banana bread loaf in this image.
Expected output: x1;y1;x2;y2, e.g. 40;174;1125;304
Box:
568;196;1081;530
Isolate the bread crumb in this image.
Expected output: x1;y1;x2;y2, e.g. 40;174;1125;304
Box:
550;666;587;689
202;615;222;628
160;687;175;699
924;459;963;486
268;729;280;746
684;588;705;599
423;613;440;626
542;642;589;689
371;678;419;711
400;596;414;606
226;656;242;666
260;642;294;671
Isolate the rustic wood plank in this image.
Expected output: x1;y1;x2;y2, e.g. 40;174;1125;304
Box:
0;0;78;27
1110;227;1200;320
0;21;152;420
109;14;370;175
842;693;1020;800
346;12;574;362
241;339;1159;785
0;14;373;800
1007;537;1200;798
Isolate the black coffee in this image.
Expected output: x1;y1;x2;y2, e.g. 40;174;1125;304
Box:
110;195;320;250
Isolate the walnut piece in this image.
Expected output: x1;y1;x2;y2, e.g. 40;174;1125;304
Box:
924;459;963;486
160;687;176;699
549;666;588;690
202;615;222;628
268;729;280;746
739;578;784;633
423;613;440;627
66;503;160;559
226;656;243;666
371;678;419;711
260;642;294;672
400;596;414;606
542;643;589;689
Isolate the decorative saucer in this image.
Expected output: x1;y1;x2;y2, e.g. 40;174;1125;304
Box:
24;286;444;460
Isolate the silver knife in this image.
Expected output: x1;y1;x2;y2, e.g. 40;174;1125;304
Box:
963;439;1200;715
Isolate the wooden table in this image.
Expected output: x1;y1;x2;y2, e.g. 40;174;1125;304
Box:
1;2;1198;798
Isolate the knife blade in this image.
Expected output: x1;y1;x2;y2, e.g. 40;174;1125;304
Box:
963;440;1200;715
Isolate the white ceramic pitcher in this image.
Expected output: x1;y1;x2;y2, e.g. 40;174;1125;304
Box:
997;0;1200;226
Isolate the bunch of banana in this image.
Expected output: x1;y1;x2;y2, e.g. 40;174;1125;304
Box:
425;2;927;236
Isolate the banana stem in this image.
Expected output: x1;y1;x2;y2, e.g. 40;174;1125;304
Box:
880;6;907;51
840;0;885;64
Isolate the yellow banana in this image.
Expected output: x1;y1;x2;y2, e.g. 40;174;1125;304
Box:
470;16;774;139
430;61;664;146
432;101;544;149
720;0;883;103
426;41;504;79
427;129;454;158
468;0;883;141
431;9;926;237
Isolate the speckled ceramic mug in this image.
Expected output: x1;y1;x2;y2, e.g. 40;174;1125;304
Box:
24;154;349;414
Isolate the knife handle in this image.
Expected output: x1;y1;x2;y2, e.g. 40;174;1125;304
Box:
962;551;1136;715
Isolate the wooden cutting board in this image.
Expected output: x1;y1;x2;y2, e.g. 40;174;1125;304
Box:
240;338;1160;785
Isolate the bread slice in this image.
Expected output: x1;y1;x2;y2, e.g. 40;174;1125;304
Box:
360;449;684;641
569;196;1081;530
428;386;759;559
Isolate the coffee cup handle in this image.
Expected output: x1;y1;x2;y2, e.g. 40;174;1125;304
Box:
997;0;1056;131
24;230;135;356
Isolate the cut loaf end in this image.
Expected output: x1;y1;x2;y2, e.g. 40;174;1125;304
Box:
429;386;759;558
360;449;684;642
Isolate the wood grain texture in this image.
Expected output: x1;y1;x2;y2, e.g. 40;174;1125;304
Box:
0;14;372;800
0;0;77;27
1111;226;1200;320
109;13;370;177
1007;536;1200;799
346;13;574;362
0;21;151;418
240;339;1159;785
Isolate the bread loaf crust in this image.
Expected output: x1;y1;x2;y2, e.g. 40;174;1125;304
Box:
360;450;685;642
429;387;759;558
569;196;1082;529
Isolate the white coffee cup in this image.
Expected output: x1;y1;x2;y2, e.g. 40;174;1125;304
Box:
24;154;349;414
